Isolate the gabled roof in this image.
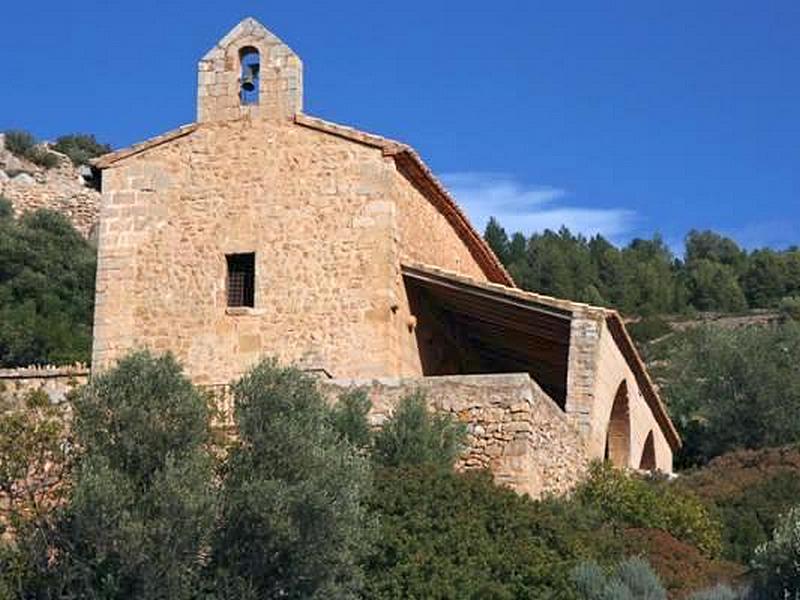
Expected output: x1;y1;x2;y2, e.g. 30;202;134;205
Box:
293;114;514;286
401;262;681;451
200;17;294;62
91;124;198;169
91;114;514;287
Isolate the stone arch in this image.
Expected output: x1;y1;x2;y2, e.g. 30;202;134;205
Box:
605;381;631;467
239;46;261;105
639;430;656;471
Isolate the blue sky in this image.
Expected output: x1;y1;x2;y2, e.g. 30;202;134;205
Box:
1;1;797;251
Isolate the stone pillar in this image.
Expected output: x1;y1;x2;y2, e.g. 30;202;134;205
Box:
565;311;602;438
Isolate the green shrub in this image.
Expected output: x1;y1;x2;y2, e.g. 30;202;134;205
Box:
211;359;372;599
0;197;12;219
779;296;800;322
571;557;667;600
373;392;467;469
0;209;96;366
616;557;667;599
3;129;59;168
688;585;741;600
366;465;611;599
716;471;800;562
571;561;611;600
4;130;37;157
52;133;111;166
0;385;70;596
0;388;69;530
571;556;744;600
621;528;746;598
677;446;800;562
750;505;800;598
49;352;216;599
575;462;722;556
663;323;800;466
331;388;372;450
627;316;672;345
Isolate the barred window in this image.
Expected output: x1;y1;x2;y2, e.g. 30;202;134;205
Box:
226;253;255;308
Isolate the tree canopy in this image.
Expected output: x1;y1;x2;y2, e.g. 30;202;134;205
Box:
211;360;373;599
483;219;800;316
0;202;96;367
661;322;800;467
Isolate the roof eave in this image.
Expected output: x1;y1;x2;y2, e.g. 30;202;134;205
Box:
91;123;200;170
294;114;515;288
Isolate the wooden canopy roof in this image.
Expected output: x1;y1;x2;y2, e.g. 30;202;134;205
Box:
402;263;681;450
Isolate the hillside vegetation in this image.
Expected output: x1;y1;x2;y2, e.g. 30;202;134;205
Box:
3;129;110;168
0;199;96;367
0;169;798;596
0;356;758;599
485;219;800;316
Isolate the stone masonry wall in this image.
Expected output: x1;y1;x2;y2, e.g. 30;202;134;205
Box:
562;309;674;473
198;18;302;124
92;118;500;385
92;118;402;384
321;372;590;498
0;134;100;238
565;309;604;437
390;170;495;376
0;364;89;404
392;171;488;284
590;320;673;472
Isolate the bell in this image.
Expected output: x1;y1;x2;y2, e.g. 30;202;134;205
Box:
241;63;260;93
241;74;256;92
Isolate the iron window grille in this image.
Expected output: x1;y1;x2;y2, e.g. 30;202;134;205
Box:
226;253;255;308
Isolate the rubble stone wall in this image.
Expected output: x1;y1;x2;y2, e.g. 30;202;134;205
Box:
0;365;89;404
321;372;590;498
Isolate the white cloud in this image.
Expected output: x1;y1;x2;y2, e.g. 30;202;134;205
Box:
441;172;636;241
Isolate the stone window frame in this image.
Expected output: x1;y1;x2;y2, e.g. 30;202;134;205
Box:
225;252;256;310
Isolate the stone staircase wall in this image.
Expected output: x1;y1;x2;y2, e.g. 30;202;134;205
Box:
321;372;590;498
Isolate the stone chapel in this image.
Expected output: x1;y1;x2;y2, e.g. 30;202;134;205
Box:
90;18;680;496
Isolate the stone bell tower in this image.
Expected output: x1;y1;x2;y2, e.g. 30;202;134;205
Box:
197;17;303;123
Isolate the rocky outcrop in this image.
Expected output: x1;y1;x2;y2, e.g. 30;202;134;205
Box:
0;133;100;238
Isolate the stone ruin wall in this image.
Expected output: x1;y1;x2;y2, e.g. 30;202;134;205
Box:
0;365;86;540
0;133;100;238
321;372;590;498
0;364;90;405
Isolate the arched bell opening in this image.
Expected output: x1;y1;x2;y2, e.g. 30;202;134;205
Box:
239;46;260;105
